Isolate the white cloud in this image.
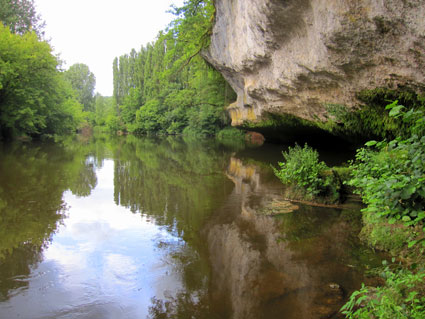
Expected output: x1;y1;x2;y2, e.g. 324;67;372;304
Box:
34;0;184;96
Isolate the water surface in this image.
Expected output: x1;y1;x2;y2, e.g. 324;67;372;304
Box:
0;135;381;319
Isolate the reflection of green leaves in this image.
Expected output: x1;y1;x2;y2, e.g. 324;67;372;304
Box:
114;135;233;243
0;143;66;261
0;140;100;261
0;139;104;299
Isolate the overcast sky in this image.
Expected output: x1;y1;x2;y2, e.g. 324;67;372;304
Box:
35;0;184;96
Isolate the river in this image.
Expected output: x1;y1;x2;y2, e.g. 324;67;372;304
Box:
0;134;381;319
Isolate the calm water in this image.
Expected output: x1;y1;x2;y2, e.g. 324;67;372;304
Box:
0;135;381;319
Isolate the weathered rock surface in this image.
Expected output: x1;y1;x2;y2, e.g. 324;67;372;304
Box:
204;0;425;125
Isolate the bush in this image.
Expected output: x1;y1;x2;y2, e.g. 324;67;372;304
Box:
341;265;425;319
272;144;342;203
348;101;425;227
216;127;245;140
105;114;123;133
185;104;225;136
133;99;162;134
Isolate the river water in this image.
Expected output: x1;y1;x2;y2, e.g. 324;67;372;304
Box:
0;135;381;319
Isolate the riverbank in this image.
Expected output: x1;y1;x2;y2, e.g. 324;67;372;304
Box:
269;101;425;318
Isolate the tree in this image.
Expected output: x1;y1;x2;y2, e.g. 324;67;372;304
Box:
0;24;84;139
64;63;96;112
110;0;236;135
94;93;114;126
0;0;44;37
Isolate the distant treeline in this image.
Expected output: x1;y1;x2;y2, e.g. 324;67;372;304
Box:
110;0;236;136
0;0;236;140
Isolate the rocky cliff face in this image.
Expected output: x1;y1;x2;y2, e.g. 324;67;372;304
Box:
204;0;425;125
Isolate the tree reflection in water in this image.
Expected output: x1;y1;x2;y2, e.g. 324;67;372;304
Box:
0;140;98;301
0;135;382;319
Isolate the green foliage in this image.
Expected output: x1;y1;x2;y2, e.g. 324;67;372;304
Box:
0;24;84;139
216;127;245;140
348;101;425;227
105;114;122;133
64;63;96;112
322;89;425;142
185;104;225;136
133;99;163;134
110;0;236;136
273;144;342;203
94;94;115;127
359;211;423;254
341;266;425;318
0;0;44;37
120;87;141;125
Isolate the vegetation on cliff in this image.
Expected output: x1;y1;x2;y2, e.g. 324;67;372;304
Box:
322;88;425;143
349;101;425;228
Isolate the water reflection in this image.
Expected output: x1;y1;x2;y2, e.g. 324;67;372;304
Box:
206;157;381;319
0;135;381;319
0;142;75;301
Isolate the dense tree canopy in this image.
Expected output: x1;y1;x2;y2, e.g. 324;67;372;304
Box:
64;63;96;112
0;24;84;139
112;0;236;136
0;0;44;37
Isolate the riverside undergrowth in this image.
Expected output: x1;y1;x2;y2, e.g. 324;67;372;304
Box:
341;101;425;318
341;261;425;319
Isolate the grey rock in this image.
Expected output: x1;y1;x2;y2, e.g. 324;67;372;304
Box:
204;0;425;125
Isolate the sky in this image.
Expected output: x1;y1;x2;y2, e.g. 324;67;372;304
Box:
34;0;184;96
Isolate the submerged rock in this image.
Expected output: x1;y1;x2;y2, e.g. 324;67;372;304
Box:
245;131;265;146
255;198;299;216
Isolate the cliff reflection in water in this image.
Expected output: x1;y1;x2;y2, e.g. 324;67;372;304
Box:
206;157;381;319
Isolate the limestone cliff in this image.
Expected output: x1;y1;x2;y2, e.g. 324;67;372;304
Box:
204;0;425;126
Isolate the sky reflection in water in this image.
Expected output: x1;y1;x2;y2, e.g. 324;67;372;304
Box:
0;136;382;319
1;160;182;319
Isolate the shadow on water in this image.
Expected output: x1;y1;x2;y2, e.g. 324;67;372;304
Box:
0;135;382;319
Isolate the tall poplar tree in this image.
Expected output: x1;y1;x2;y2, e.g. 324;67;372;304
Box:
111;0;236;135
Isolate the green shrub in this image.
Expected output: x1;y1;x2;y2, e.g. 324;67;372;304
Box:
359;212;414;252
185;104;225;136
341;266;425;318
348;101;425;227
105;114;123;133
216;127;245;140
272;144;342;203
